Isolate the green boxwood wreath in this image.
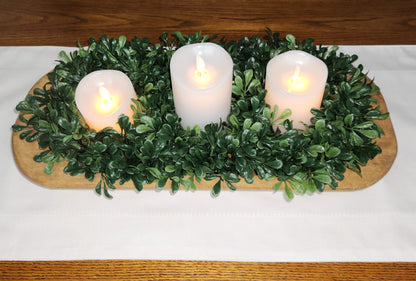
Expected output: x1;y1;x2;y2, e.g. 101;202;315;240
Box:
12;30;389;199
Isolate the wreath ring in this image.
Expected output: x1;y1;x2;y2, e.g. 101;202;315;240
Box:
12;30;394;199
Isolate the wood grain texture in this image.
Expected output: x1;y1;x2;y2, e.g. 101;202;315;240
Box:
12;75;397;191
0;0;415;46
1;0;413;279
0;261;416;280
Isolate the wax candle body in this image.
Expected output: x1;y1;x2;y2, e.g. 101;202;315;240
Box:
170;43;233;129
75;70;135;132
265;50;328;130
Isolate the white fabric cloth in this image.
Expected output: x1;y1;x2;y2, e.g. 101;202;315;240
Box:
0;45;415;262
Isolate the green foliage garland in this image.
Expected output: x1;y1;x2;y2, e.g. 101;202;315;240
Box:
12;30;389;199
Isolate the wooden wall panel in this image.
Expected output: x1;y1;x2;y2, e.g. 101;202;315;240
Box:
0;0;415;46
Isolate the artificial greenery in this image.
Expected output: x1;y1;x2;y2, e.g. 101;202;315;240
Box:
12;30;389;199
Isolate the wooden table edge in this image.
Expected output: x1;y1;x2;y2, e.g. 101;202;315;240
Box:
0;260;415;280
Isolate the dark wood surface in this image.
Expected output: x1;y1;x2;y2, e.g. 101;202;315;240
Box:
0;0;415;46
1;0;415;280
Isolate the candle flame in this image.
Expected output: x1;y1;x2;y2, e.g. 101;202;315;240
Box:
195;55;208;80
288;65;307;93
97;86;118;113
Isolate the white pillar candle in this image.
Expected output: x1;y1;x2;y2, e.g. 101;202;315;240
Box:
170;42;233;129
75;70;135;132
265;50;328;130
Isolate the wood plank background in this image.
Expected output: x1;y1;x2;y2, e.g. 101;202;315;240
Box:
1;0;415;280
0;0;415;46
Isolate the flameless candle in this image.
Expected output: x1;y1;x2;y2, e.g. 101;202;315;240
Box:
170;43;233;128
265;50;328;129
75;70;135;132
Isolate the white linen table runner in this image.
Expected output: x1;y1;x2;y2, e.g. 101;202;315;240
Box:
0;45;415;261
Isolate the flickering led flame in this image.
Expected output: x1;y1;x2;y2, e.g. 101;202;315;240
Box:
97;86;118;114
288;65;308;93
195;55;208;80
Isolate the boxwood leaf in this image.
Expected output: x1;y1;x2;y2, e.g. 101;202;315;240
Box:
165;165;176;173
284;183;294;200
273;181;282;192
156;177;168;190
12;124;27;132
34;151;49;162
140;116;155;129
211;179;221;197
251;96;260;110
235;76;243;90
136;125;153;134
356;129;379;139
146;167;162;179
59;51;71;63
222;172;239;183
267;160;283;170
57;117;71;131
344;114;354;126
315;119;325;131
244;69;253;87
306;179;317;193
263;107;271;119
307;145;325;156
243;119;252;130
326;147;341;158
225;180;237;191
313;174;332;184
354;121;374;130
277;108;292;120
350;131;364;146
229;114;239;128
248;79;261;94
250;122;262;132
171;180;180;194
95;180;102;195
19;129;33;140
44;161;55;175
132;176;144;192
290;180;306;194
232;85;242;95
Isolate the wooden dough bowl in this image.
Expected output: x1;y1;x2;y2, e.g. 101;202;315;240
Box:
12;75;397;191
